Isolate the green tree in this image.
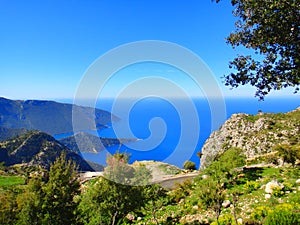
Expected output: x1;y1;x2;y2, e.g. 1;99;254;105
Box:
79;152;152;225
42;152;80;225
183;160;196;170
17;152;80;225
274;144;300;165
196;176;225;224
78;177;148;225
0;189;18;225
215;0;300;99
17;176;44;225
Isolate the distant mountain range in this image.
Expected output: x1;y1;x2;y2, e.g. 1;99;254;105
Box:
0;97;118;135
0;130;95;171
0;126;28;142
59;132;138;153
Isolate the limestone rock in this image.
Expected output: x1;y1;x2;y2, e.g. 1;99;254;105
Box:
200;109;300;170
265;181;284;194
222;200;231;208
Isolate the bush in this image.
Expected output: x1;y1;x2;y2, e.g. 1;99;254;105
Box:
244;181;260;193
264;204;300;225
251;206;270;221
183;161;196;170
210;214;235;225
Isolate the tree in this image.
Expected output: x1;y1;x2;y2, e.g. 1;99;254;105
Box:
78;152;153;225
196;176;225;224
17;176;44;225
183;160;196;170
42;152;80;225
79;177;148;225
0;189;18;225
274;144;300;165
17;152;80;225
215;0;300;99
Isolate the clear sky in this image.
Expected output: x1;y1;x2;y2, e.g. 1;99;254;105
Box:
0;0;297;100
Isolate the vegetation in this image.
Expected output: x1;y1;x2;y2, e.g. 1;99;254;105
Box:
0;130;94;171
0;143;299;224
183;160;196;170
215;0;300;99
0;110;299;224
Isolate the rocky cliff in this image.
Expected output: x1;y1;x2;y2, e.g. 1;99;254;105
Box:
200;107;300;169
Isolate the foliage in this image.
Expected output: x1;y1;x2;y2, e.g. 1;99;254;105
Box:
205;147;246;179
274;144;300;165
17;176;44;225
78;177;149;225
210;214;236;225
196;176;225;222
244;180;260;193
251;205;270;222
141;184;168;225
0;176;25;187
215;0;300;99
171;179;193;203
264;204;300;225
183;160;196;170
41;152;80;225
79;152;153;225
17;152;80;225
104;152;152;186
157;163;181;175
0;189;18;225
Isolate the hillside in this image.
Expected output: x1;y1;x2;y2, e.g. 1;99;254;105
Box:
0;130;94;171
201;107;300;169
0;97;118;135
0;126;28;141
59;132;138;153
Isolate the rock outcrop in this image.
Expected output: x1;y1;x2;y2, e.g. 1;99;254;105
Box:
200;107;300;169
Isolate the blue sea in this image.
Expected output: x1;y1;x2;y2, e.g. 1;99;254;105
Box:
56;97;299;169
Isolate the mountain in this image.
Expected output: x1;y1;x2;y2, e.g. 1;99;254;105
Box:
200;107;300;169
59;132;138;153
0;126;28;141
0;97;118;135
0;130;95;171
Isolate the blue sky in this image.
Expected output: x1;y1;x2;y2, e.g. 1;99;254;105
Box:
0;0;297;100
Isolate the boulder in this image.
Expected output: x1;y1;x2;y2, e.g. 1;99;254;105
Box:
265;181;284;194
222;200;231;208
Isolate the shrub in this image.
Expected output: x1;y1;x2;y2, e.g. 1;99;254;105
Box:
210;214;235;225
272;186;284;197
244;181;260;193
264;204;300;225
183;161;196;171
251;206;270;221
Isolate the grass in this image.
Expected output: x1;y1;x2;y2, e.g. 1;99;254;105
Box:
0;175;25;187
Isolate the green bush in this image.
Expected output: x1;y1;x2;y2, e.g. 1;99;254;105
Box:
251;206;270;221
183;161;196;170
263;204;300;225
210;214;235;225
244;181;260;193
272;186;285;197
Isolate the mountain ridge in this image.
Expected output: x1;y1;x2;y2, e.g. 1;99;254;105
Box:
0;130;95;171
0;97;118;135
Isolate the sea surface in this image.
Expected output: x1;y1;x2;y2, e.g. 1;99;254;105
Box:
56;97;300;169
